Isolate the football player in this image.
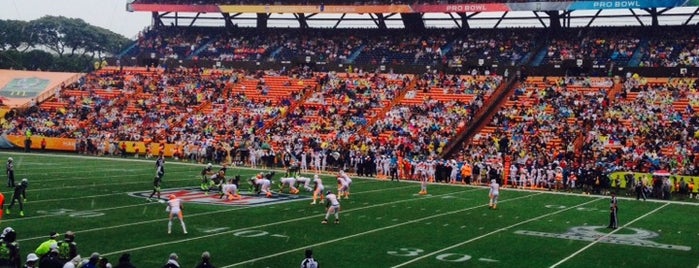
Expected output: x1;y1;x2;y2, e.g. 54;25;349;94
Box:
166;194;187;234
278;177;300;194
337;170;352;199
5;178;27;216
311;175;325;205
249;173;273;198
200;163;214;193
294;175;313;192
321;190;340;224
6;157;14;188
418;170;428;195
489;179;500;210
148;154;165;201
220;178;241;200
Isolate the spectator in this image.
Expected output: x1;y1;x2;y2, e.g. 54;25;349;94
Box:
113;253;135;268
194;251;215;268
25;253;38;268
56;231;78;266
0;227;20;268
162;253;180;268
35;231;59;258
38;245;62;268
98;257;111;268
300;249;318;268
62;255;82;268
80;253;101;268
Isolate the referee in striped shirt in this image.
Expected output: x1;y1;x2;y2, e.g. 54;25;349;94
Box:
300;249;319;268
608;192;618;229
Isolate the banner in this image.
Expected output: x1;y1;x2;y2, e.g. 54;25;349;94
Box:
412;3;509;12
128;3;220;13
2;135;177;157
218;4;413;14
4;135;75;151
567;0;685;9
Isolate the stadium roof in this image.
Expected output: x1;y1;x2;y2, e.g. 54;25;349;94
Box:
127;0;699;28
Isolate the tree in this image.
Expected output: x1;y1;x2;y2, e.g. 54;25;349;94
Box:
0;16;132;71
27;16;130;58
0;20;32;51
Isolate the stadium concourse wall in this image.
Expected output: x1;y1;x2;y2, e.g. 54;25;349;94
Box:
111;57;699;77
0;135;178;157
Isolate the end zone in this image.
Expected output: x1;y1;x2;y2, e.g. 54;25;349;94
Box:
128;187;309;206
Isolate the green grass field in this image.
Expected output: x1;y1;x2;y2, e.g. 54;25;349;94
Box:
1;152;697;268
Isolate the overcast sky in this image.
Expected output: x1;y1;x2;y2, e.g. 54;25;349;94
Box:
0;0;152;39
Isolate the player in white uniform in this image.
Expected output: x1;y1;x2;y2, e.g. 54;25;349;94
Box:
295;176;313;192
249;173;273;198
321;190;340;224
278;177;300;194
337;170;352;199
311;175;325;205
507;164;516;187
300;151;308;172
166;194;188;234
488;179;500;210
220;178;241;200
419;168;429;195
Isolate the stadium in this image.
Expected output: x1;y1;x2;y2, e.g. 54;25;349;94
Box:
1;0;699;267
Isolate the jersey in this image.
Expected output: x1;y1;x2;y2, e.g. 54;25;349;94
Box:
0;240;20;268
325;193;340;208
168;198;182;214
280;177;296;186
5;161;13;175
57;240;77;263
313;177;325;192
155;157;165;179
300;257;319;268
489;181;500;196
11;184;26;200
222;183;238;195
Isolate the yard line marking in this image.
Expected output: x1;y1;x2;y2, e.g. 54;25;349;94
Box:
549;203;671;268
14;184;420;242
391;197;603;268
219;192;544;267
17;177;196;193
100;188;481;258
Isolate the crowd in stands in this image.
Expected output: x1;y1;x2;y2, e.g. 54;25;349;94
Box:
445;29;537;68
541;28;641;67
582;75;699;176
121;26;699;70
5;24;699;201
639;27;699;67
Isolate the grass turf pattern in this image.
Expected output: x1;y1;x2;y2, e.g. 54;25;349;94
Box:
1;152;697;267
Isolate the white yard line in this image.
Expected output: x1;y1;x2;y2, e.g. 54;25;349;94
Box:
390;197;603;268
14;184;419;242
100;188;481;258
220;192;546;267
549;203;671;268
13;177;195;193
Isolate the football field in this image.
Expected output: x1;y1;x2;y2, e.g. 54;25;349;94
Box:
1;152;697;267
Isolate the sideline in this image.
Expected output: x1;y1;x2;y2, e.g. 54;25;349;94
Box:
549;203;671;268
4;152;698;207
